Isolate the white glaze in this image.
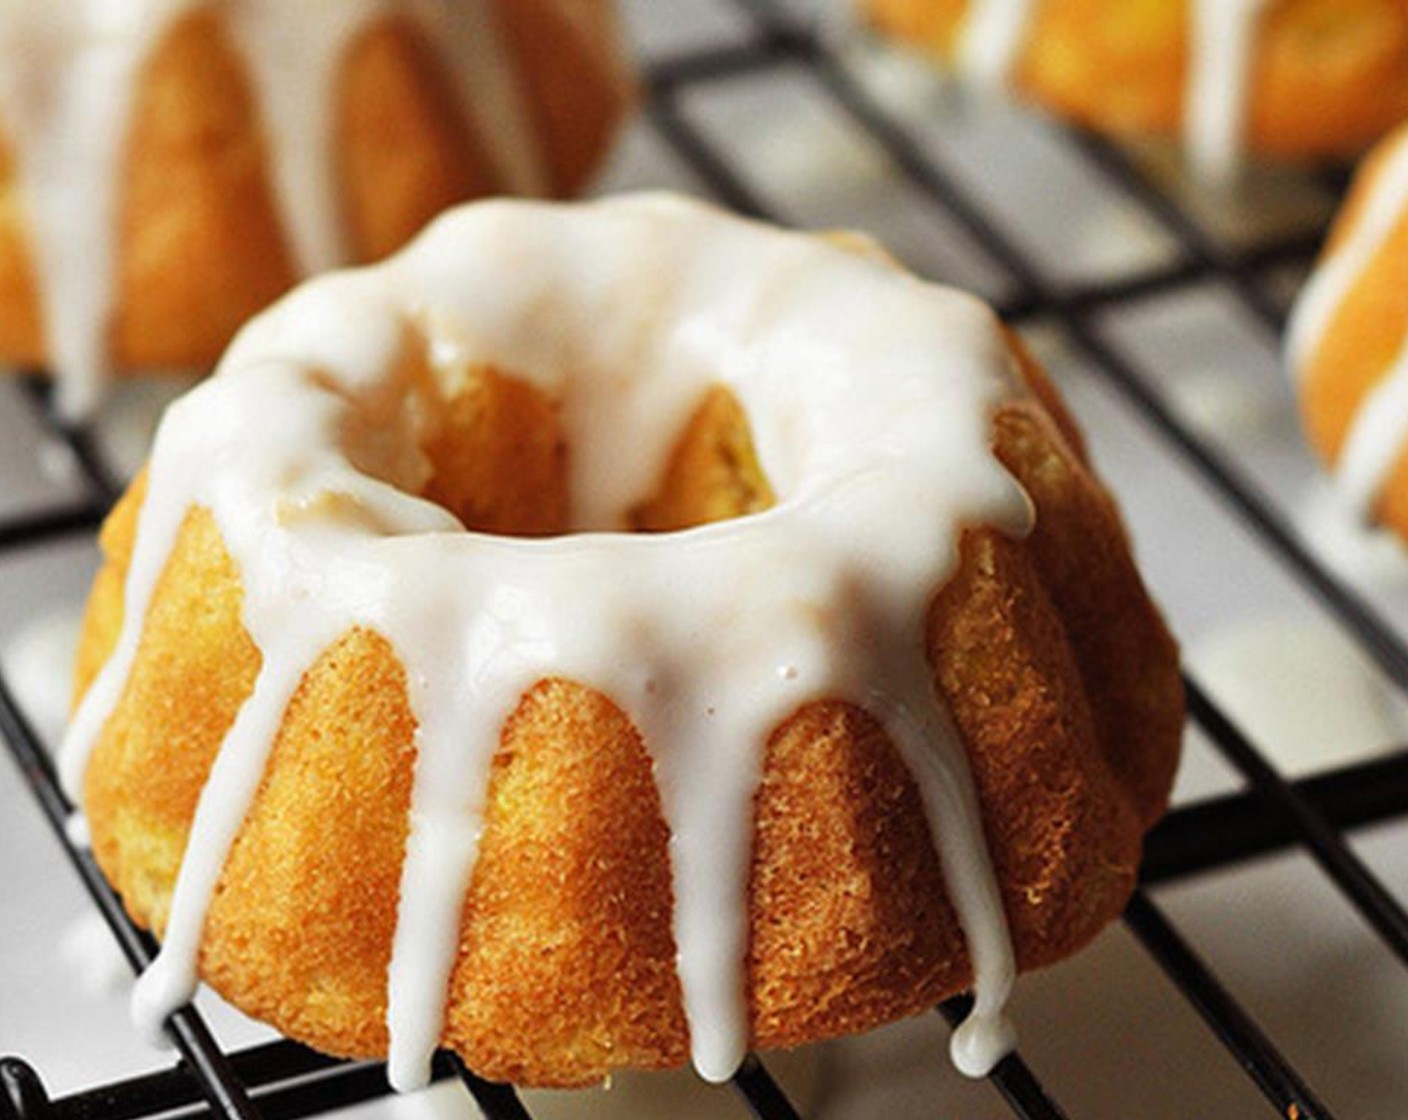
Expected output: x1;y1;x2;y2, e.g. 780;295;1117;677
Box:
0;3;184;418
1336;361;1408;521
223;1;388;275
66;811;92;849
61;195;1035;1090
955;0;1270;179
1287;130;1408;379
403;0;548;198
956;0;1036;93
0;0;584;417
1286;127;1408;522
1185;0;1269;184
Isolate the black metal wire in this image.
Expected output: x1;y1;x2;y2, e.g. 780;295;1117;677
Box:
732;1055;804;1120
0;675;264;1120
689;0;1408;714
647;3;1407;1117
643;93;772;219
938;999;1069;1120
1062;130;1299;331
15;378;124;505
51;1044;350;1120
3;2;1408;1119
1068;319;1408;699
739;3;1408;706
1142;746;1408;885
1184;677;1408;964
442;1054;533;1120
1123;892;1334;1120
1;1059;51;1120
2;1047;411;1120
0;505;107;552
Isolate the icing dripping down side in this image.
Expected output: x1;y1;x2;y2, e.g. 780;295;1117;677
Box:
0;0;568;416
1335;353;1408;522
1287;129;1408;378
224;2;389;275
407;0;549;197
953;0;1270;180
957;0;1036;93
1286;128;1408;520
1184;0;1270;183
0;3;184;418
61;195;1034;1090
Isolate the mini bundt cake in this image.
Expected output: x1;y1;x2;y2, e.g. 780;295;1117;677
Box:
864;0;1408;180
62;194;1183;1090
1289;122;1408;540
0;0;633;417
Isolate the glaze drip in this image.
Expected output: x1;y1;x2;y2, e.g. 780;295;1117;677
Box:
0;0;558;417
224;1;387;275
957;0;1270;179
403;0;548;198
1287;128;1408;520
62;195;1035;1090
1184;0;1270;184
0;3;180;418
956;0;1035;93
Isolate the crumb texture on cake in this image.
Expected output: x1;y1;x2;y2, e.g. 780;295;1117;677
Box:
68;195;1182;1088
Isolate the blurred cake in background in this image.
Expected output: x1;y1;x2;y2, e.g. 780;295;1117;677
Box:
864;1;1408;181
0;0;634;417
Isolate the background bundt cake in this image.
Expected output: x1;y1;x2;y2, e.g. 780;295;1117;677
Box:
1289;121;1408;542
864;0;1408;180
63;194;1183;1089
0;0;633;416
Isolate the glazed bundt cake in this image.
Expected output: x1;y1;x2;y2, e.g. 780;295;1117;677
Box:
62;194;1184;1090
864;0;1408;180
1289;122;1408;540
0;0;632;416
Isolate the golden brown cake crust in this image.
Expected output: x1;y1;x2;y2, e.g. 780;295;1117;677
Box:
1294;124;1408;540
76;333;1182;1086
865;0;1408;163
0;2;633;378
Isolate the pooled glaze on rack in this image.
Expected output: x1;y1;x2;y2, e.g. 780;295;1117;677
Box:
0;0;548;419
1287;126;1408;520
958;0;1270;179
60;194;1036;1092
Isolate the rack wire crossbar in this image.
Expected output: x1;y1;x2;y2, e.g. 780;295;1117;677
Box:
5;1;1408;1118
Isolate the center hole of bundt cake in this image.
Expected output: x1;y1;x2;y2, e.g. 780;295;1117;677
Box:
349;360;776;537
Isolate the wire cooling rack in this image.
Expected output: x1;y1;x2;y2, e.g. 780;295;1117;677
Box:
4;1;1408;1117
